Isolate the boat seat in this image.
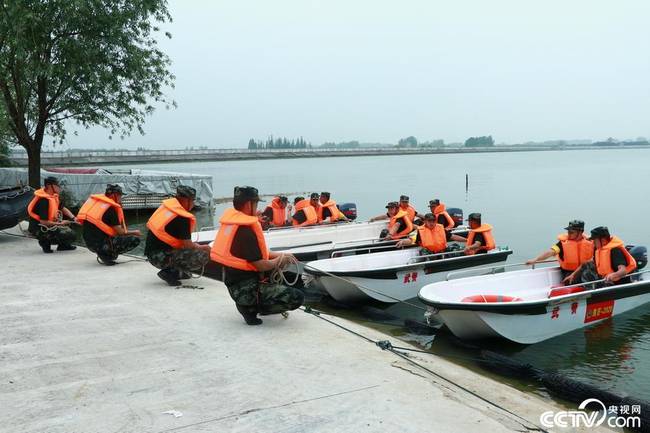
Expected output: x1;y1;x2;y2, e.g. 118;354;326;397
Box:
548;285;585;298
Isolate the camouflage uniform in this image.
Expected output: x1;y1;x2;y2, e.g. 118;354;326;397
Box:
33;225;76;248
147;248;210;274
88;235;141;261
226;277;304;316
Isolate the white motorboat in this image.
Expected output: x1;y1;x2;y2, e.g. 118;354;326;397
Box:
303;247;513;304
196;221;469;262
418;265;650;344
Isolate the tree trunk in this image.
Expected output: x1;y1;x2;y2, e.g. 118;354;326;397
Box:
25;141;41;188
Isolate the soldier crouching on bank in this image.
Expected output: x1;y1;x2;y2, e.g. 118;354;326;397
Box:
211;186;304;325
144;186;210;286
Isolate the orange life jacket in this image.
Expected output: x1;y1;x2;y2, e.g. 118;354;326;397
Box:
146;198;196;249
266;198;287;226
27;188;60;223
211;208;269;271
432;203;455;228
389;209;414;239
317;199;341;222
594;236;636;278
400;204;417;222
417;224;447;253
77;194;125;236
292;199;318;226
556;233;594;271
466;224;495;254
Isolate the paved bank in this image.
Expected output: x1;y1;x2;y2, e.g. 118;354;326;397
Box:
0;230;609;433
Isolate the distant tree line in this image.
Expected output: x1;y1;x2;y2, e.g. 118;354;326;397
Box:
464;136;495;147
248;137;311;150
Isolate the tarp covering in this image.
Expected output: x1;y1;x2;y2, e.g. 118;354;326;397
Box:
0;168;213;209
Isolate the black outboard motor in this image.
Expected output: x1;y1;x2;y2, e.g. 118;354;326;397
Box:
626;245;647;281
627;245;647;268
447;207;463;227
338;203;357;221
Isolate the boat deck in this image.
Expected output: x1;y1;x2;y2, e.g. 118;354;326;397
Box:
0;229;607;433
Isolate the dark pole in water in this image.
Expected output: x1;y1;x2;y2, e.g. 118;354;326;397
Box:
465;174;468;193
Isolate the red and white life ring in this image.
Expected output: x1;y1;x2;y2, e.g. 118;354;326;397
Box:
461;294;523;303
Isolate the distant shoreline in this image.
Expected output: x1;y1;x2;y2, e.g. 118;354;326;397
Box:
9;144;649;167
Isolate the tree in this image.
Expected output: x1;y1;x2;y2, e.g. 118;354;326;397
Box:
0;1;175;187
248;138;257;150
464;136;495;147
397;136;418;147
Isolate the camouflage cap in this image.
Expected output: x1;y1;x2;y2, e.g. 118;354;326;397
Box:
233;186;262;201
176;185;197;200
564;220;585;231
467;212;481;221
590;226;610;239
424;213;436;221
385;201;399;209
105;184;123;195
429;199;440;206
310;192;320;200
44;176;59;186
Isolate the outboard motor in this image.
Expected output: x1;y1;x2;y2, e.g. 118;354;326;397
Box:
447;207;463;227
626;245;647;281
627;245;647;269
338;203;357;221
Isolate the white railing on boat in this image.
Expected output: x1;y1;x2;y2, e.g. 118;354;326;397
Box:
406;250;466;263
330;241;401;257
445;259;556;281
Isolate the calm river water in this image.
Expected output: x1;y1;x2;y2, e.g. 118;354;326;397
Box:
116;148;650;400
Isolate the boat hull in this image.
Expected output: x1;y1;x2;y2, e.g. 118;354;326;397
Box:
309;250;513;304
437;291;650;344
0;186;34;230
419;266;650;344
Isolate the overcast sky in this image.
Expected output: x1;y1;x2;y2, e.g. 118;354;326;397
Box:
59;0;650;150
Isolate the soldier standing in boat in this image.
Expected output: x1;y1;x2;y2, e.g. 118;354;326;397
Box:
27;176;77;253
77;184;141;265
211;186;304;325
525;220;593;280
145;186;210;285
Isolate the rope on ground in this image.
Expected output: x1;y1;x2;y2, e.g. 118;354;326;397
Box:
301;306;548;432
302;263;428;312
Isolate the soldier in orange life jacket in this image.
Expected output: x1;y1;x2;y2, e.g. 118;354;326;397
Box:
77;184;141;265
291;196;318;227
428;199;456;231
370;201;414;240
398;195;424;223
210;186;304;325
27;176;77;253
526;220;593;279
260;195;289;228
564;226;636;286
318;191;349;224
460;213;495;255
395;213;449;253
144;186;210;286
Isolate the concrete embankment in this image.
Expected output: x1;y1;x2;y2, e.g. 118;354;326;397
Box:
10;145;648;167
0;229;611;433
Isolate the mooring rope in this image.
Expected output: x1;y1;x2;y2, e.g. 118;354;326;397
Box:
301;306;549;432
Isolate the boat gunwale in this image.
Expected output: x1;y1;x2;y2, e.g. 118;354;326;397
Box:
304;248;513;278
